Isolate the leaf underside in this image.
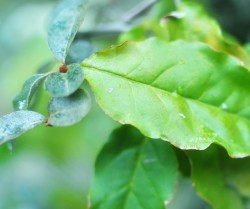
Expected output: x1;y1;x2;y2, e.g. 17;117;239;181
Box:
91;125;178;209
82;38;250;158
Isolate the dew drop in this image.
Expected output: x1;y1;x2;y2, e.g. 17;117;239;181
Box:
179;113;186;119
237;59;244;66
108;88;113;93
144;158;157;164
221;103;228;110
164;200;170;206
171;91;178;97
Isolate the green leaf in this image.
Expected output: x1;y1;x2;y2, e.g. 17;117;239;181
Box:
119;21;169;43
162;2;250;69
149;0;176;20
82;38;250;157
66;40;95;64
47;89;91;127
48;0;89;62
13;73;49;110
91;125;178;209
188;147;244;209
222;155;250;198
44;63;84;97
0;111;45;145
120;2;250;69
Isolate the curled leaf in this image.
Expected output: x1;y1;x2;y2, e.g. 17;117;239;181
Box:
13;73;49;110
48;0;89;62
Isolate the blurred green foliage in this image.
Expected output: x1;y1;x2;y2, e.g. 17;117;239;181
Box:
0;0;250;208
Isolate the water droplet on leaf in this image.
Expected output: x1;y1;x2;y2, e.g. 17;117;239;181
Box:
108;88;113;93
221;103;228;110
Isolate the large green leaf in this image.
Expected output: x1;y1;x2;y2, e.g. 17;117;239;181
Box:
44;63;84;97
0;111;45;145
91;125;178;209
82;38;250;157
188;147;244;209
48;0;89;62
47;89;91;127
13;73;49;110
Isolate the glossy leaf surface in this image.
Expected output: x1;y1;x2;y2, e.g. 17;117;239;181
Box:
0;111;45;145
47;89;91;127
13;73;48;110
83;38;250;157
48;0;89;62
91;125;178;209
44;63;84;97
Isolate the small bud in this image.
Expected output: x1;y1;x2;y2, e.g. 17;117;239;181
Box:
59;64;68;73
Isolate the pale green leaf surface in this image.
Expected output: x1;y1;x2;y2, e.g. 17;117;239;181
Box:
48;0;88;62
48;89;91;127
13;73;49;111
91;125;178;209
188;147;244;209
0;111;45;145
44;63;84;97
66;40;95;64
83;38;250;157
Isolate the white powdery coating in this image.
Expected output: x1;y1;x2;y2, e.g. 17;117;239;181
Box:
0;111;45;144
18;100;26;110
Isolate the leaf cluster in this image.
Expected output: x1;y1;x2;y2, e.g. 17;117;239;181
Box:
1;0;250;208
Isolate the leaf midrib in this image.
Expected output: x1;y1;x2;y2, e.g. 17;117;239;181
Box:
82;63;250;122
120;140;163;209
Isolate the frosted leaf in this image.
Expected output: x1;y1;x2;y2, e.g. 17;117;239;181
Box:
0;111;45;145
